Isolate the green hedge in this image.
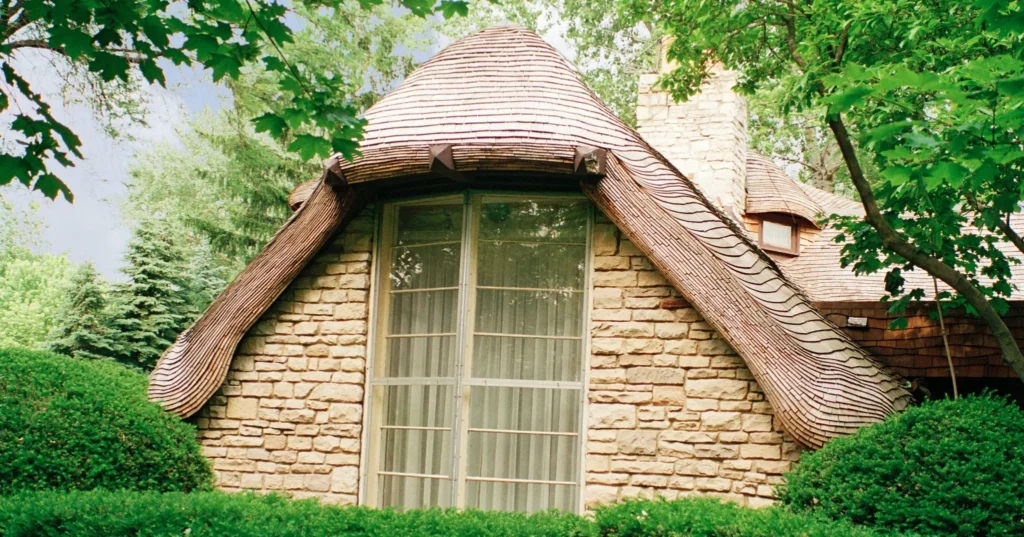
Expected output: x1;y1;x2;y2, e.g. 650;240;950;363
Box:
593;497;886;537
0;492;890;537
0;348;213;493
0;491;594;537
779;395;1024;537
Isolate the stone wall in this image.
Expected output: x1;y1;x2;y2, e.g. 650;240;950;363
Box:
193;207;375;504
583;212;800;509
194;205;800;509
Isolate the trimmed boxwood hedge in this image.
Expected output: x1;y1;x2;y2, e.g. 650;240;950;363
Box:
0;347;213;494
594;497;887;537
0;492;889;537
779;395;1024;537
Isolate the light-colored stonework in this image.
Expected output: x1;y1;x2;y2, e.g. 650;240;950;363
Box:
585;212;801;509
194;206;801;509
194;208;375;505
636;68;747;218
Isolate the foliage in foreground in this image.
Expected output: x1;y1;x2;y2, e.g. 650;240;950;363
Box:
594;497;886;537
0;348;214;494
779;395;1024;537
624;0;1024;377
1;0;469;201
0;491;890;537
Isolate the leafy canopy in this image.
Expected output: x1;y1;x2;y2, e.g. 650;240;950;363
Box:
620;0;1024;373
1;0;468;201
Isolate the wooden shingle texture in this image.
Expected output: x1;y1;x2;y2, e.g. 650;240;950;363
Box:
149;25;910;449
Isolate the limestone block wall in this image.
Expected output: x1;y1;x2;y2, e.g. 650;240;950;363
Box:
583;212;801;509
193;205;801;509
193;207;375;505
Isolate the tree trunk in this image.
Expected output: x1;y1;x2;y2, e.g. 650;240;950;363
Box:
827;116;1024;381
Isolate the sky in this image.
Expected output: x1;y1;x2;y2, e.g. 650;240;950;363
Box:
4;55;231;279
2;17;572;281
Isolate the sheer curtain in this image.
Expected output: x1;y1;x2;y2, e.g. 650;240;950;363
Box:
465;199;586;512
377;202;462;509
372;196;588;513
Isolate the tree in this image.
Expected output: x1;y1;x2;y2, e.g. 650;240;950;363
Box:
622;0;1024;379
1;0;468;201
121;2;440;265
0;196;76;350
46;263;116;360
107;219;195;369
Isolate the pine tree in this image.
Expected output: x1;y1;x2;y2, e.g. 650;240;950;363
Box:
107;219;194;370
46;263;116;360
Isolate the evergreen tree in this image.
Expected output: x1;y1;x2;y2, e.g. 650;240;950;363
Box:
46;263;116;360
108;219;194;370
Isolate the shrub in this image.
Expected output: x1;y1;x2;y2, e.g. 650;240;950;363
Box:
0;491;596;537
0;348;213;494
593;497;885;537
779;395;1024;536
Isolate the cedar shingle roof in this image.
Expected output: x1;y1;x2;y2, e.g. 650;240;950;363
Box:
746;155;1024;302
149;26;910;449
745;152;825;225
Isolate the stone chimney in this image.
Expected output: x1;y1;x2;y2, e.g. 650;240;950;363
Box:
636;39;747;217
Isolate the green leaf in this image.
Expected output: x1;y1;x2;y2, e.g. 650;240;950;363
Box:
138;60;166;86
880;166;913;186
824;85;875;113
33;173;71;201
287;135;333;161
48;27;94;60
440;0;469;19
928;161;967;189
252;113;289;138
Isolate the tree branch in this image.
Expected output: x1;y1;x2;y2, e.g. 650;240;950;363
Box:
828;114;1024;379
964;191;1024;257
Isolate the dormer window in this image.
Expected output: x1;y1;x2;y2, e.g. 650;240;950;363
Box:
759;216;799;255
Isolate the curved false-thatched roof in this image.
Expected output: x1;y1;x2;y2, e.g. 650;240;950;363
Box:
745;152;825;226
150;25;909;449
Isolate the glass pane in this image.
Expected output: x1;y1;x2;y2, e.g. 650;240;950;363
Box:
383;336;457;378
390;244;461;290
379;475;452;510
466;432;578;482
380;428;453;476
762;220;794;250
395;203;463;245
477;241;585;289
472;335;581;382
475;289;584;338
468;386;580;433
479;200;588;243
388;290;458;335
381;385;453;428
466;481;576;513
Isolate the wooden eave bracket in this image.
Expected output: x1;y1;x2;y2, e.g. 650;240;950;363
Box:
322;155;347;189
430;144;470;184
574;145;608;177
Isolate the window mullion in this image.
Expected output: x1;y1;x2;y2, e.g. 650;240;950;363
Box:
450;192;478;509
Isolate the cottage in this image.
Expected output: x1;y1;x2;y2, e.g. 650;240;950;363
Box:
148;26;1022;512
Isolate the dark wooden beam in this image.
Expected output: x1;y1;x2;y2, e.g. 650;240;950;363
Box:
322;155;347;189
430;144;470;184
574;145;608;176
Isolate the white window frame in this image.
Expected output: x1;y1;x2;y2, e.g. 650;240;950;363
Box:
360;191;593;513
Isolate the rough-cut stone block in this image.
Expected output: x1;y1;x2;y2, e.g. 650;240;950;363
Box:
625;367;683;384
616;430;657;455
589;404;637;429
225;398;259;419
686;379;748;400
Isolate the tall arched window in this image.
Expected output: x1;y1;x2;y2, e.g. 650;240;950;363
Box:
365;192;591;513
